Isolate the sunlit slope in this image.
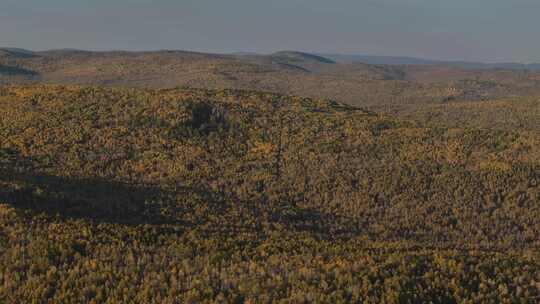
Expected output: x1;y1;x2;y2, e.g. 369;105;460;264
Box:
1;86;538;247
1;86;539;302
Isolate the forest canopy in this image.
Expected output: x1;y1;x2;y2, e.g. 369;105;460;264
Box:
0;85;539;303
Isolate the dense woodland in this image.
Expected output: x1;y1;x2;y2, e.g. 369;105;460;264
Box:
0;85;539;303
3;49;540;113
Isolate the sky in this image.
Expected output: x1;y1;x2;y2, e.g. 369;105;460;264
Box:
1;0;539;63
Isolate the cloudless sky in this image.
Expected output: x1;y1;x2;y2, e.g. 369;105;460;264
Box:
1;0;539;63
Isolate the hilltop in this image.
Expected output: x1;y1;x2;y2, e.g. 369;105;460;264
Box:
1;86;539;302
0;48;36;58
270;51;336;64
324;53;540;71
2;48;540;119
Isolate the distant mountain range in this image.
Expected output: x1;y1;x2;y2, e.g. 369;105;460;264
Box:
3;47;540;71
3;47;540;109
319;53;540;71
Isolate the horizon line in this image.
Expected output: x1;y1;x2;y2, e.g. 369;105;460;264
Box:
2;46;538;65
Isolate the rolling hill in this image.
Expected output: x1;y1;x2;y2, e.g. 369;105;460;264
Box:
1;86;539;302
0;48;37;58
2;48;540;119
1;48;540;302
323;53;540;71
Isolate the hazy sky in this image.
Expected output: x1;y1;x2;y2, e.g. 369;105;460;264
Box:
1;0;539;63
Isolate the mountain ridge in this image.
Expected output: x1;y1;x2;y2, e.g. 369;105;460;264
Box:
4;47;540;70
322;53;540;70
2;47;540;117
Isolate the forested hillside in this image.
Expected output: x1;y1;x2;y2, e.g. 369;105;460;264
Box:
3;49;540;116
1;86;539;302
